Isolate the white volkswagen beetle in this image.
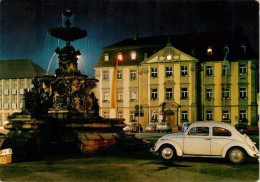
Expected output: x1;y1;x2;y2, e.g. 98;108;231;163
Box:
152;121;259;163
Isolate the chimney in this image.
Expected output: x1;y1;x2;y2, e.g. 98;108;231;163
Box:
133;30;138;40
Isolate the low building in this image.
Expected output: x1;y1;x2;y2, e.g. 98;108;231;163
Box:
93;28;258;128
0;58;47;126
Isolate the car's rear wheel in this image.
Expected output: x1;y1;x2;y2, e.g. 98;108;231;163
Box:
228;147;246;164
159;145;175;161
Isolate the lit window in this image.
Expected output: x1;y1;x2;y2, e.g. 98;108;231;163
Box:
181;88;188;99
117;92;123;101
151;88;158;100
117;53;123;61
222;88;230;99
207;47;212;55
130;91;136;101
151;67;158;78
117;70;122;79
206;66;213;76
181;66;188;76
239;88;247;99
222;110;230;121
103;92;109;102
224;45;229;54
165;66;173;77
181;111;188;121
222;64;230;76
151;111;158;121
104;53;109;61
103;71;109;80
165;88;173;100
239;110;247;122
130;70;136;80
117;112;123;119
206;88;213;100
130;51;137;60
239;64;247;75
103;112;109;118
206;111;213;121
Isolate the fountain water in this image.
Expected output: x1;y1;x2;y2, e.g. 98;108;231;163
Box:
1;9;126;157
46;52;57;74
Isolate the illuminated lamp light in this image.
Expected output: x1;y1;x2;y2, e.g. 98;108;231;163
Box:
131;52;137;60
117;53;123;61
76;55;81;59
207;47;212;55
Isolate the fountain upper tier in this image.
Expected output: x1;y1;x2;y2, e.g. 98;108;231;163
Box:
48;9;87;43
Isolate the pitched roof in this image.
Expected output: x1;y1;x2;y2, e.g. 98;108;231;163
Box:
94;30;257;68
0;58;48;79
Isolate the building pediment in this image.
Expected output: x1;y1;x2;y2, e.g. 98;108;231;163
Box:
141;45;198;64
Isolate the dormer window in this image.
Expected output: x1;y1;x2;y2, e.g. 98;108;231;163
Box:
207;47;212;55
130;51;137;60
241;44;246;53
104;53;109;62
117;53;123;61
224;45;229;54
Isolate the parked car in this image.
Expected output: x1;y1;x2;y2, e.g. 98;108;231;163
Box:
156;122;172;133
123;124;133;132
182;122;192;132
145;124;157;132
235;124;248;135
151;121;259;164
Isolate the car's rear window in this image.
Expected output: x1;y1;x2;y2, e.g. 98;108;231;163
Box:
213;127;232;136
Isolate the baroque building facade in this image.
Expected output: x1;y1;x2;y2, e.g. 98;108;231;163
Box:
93;29;258;128
0;59;47;126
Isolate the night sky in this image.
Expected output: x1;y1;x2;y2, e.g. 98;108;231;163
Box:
0;0;258;76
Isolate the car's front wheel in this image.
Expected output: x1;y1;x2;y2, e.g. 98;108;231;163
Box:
159;145;175;161
228;147;246;164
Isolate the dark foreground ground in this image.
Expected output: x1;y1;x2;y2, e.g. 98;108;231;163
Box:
0;132;259;182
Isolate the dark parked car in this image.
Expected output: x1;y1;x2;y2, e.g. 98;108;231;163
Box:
235;124;248;134
133;124;143;133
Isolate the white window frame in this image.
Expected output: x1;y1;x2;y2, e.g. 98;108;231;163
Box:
222;110;230;121
117;92;123;101
151;67;158;78
206;88;213;100
206;110;213;121
206;65;213;76
151;88;158;99
222;64;230;76
239;110;247;121
103;112;109;118
239;63;247;75
222;88;230;99
181;87;188;99
165;88;173;100
181;110;188;121
165;66;173;77
117;112;123;119
181;66;188;76
103;71;109;80
239;88;247;99
130;111;135;121
117;70;122;80
130;91;136;101
103;92;110;102
151;110;158;121
130;70;136;80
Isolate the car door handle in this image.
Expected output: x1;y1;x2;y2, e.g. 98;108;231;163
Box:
205;138;211;140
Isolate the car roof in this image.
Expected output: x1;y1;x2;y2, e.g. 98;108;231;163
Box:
191;121;233;128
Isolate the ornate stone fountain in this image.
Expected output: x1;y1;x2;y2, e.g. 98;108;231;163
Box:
2;9;126;156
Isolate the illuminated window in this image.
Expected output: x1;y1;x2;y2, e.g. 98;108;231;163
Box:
151;67;157;78
165;88;173;100
181;66;188;76
206;88;213;100
104;53;109;61
181;111;188;121
206;66;213;76
222;110;230;121
117;70;122;79
117;92;123;101
181;88;188;99
130;51;137;60
130;70;136;80
165;66;173;77
152;111;158;121
206;111;213;121
103;112;109;118
239;88;247;99
151;88;158;99
103;92;109;102
117;53;123;61
103;71;109;80
222;88;230;99
239;110;247;121
130;91;136;101
117;112;123;118
207;47;212;55
222;64;230;76
239;64;247;75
